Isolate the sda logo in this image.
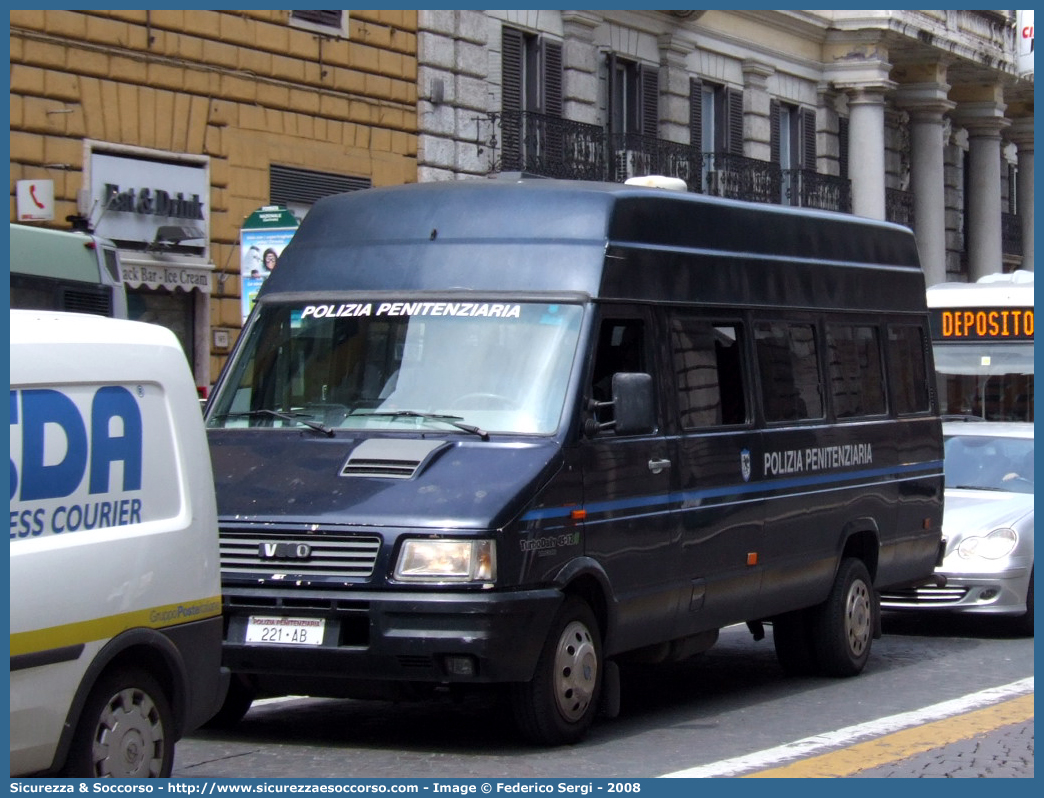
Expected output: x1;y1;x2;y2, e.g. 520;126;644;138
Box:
10;387;143;501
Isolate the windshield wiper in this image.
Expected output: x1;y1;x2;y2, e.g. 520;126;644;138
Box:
218;409;335;437
350;410;489;441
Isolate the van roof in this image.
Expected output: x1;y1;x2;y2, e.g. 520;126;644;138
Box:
9;308;178;348
260;178;927;312
9;223;105;284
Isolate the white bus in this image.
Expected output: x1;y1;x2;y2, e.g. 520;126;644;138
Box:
927;271;1034;422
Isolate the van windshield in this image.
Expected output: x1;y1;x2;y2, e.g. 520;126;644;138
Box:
207;300;584;436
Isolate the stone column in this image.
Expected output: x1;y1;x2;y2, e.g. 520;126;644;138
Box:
826;51;895;221
1009;117;1034;272
953;96;1009;281
895;81;955;286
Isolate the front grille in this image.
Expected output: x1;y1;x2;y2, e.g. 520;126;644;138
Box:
220;529;381;579
880;585;970;606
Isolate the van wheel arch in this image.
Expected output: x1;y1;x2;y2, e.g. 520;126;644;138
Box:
839;522;880;584
52;631;186;775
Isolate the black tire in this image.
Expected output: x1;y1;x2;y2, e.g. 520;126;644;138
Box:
201;673;256;730
812;557;875;677
511;596;602;745
62;668;174;778
1012;567;1033;637
772;608;818;676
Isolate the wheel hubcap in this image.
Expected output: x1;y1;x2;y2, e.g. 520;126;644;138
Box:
845;579;872;657
92;687;165;778
553;620;598;722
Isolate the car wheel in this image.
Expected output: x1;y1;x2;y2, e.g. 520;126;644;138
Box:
812;557;875;677
1012;567;1033;637
62;667;174;778
772;608;818;676
511;596;602;745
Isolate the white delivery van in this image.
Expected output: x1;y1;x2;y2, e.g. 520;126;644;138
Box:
9;310;225;777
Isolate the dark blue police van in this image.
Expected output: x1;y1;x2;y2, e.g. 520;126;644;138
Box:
204;177;945;744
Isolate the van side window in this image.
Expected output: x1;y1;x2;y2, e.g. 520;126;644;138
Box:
826;325;886;418
670;317;747;428
755;321;823;422
591;318;646;427
888;324;931;415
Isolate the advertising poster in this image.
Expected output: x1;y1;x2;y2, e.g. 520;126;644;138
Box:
240;205;299;322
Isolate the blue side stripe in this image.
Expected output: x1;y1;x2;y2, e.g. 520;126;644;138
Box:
520;460;944;522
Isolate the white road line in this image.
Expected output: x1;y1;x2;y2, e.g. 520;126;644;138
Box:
659;676;1034;778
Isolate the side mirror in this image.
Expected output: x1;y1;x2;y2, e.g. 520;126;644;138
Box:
584;372;656;437
612;372;656;435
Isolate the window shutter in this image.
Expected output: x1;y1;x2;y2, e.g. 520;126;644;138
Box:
801;107;816;170
501;27;524;169
769;99;781;164
640;65;659;136
689;78;703;149
838;116;849;180
291;11;343;29
726;88;744;155
541;39;562;117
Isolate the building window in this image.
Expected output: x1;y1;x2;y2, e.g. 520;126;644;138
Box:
690;79;742;191
771;101;816;205
608;55;657;137
289;10;349;38
501;27;563;172
269;165;370;222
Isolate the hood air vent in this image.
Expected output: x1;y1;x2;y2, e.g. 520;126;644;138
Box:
340;438;448;479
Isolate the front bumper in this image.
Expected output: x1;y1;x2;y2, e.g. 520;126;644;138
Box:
880;563;1031;616
220;585;563;693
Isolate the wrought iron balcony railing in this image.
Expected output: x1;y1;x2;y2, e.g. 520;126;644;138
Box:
499;110;606;181
885;188;915;228
783;169;852;213
497;111;848;212
1002;212;1022;256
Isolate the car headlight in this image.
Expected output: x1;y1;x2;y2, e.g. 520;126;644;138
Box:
394;539;496;584
956;528;1018;560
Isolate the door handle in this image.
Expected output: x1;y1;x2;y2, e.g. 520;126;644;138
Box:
648;458;672;474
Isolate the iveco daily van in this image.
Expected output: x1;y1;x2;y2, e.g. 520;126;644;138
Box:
10;310;225;777
204;178;945;745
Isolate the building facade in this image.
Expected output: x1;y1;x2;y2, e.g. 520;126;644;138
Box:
416;10;1033;286
10;9;417;389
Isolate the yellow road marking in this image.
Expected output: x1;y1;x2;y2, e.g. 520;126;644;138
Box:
744;693;1034;778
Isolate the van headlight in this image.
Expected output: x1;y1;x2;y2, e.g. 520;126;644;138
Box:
957;528;1018;560
394;539;497;584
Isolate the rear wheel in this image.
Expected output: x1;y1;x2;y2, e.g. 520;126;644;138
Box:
511;596;602;745
62;667;174;778
812;557;875;677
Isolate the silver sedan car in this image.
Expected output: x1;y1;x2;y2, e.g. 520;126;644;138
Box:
881;421;1034;635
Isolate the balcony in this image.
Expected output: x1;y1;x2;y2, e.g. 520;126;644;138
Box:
499;110;605;181
497;111;849;212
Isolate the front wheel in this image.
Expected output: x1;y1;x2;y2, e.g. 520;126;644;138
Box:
511;596;602;745
812;557;875;677
62;667;174;778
